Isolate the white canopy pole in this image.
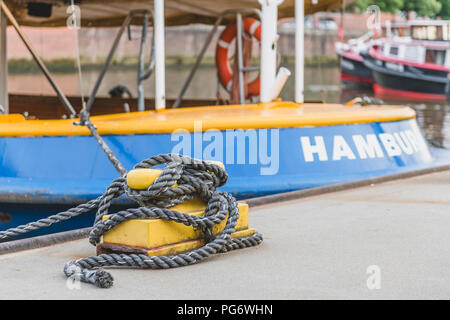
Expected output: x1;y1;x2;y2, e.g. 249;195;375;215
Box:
0;6;7;114
295;0;304;103
154;0;166;111
385;20;392;38
259;0;281;103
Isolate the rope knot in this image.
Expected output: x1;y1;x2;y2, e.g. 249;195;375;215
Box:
61;154;262;288
202;227;216;244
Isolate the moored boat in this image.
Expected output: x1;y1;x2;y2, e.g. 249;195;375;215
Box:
336;32;375;88
1;0;449;240
362;21;450;101
363;39;450;101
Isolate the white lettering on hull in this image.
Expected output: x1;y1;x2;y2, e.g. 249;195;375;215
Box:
300;130;430;162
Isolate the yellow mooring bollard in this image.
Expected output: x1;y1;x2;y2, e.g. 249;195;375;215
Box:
97;164;255;257
61;155;262;288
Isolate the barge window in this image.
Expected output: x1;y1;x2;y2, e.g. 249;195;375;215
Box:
413;26;438;40
389;46;399;56
444;25;450;41
425;49;446;65
427;26;438;41
413;26;427;40
404;46;421;62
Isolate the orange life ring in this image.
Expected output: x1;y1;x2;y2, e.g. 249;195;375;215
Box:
215;17;261;98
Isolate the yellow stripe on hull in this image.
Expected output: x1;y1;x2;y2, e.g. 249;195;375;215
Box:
0;102;416;137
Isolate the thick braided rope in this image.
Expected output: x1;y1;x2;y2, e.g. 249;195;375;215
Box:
0;200;98;241
0;154;262;287
0;178;124;242
59;154;262;288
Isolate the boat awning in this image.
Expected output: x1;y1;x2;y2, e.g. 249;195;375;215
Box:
3;0;354;27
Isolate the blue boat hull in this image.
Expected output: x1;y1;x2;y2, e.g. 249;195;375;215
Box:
1;118;449;238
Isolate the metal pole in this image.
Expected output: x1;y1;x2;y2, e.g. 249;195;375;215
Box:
295;0;305;103
85;13;133;113
236;13;245;104
259;0;280;103
0;6;7;114
386;20;392;38
154;0;166;111
172;17;223;108
173;8;261;108
137;14;149;111
0;1;76;116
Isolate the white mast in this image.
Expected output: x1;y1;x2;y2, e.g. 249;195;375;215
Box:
154;0;166;111
259;0;282;103
295;0;304;103
0;6;7;114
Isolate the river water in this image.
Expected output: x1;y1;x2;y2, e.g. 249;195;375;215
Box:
8;64;450;148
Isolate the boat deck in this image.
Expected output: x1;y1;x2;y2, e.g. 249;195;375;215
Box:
1;170;450;299
0;102;415;137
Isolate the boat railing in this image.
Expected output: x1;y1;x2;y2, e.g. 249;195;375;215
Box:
0;0;299;116
0;1;76;117
0;2;156;118
347;30;374;47
84;9;155;116
172;8;262;108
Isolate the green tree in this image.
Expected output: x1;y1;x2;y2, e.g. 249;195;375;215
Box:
403;0;442;17
355;0;404;14
437;0;450;19
354;0;442;17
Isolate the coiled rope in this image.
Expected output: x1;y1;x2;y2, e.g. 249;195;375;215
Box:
0;154;263;288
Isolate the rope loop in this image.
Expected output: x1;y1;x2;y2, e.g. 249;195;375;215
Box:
0;154;262;289
67;154;262;288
